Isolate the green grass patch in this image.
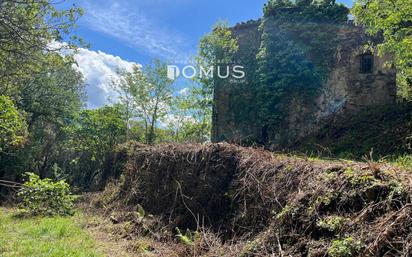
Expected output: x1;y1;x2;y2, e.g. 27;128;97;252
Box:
0;208;102;257
389;155;412;170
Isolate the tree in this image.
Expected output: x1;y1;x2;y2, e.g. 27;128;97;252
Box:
0;0;85;185
168;86;211;142
352;0;412;98
144;59;174;144
63;105;127;187
0;54;85;179
114;60;173;144
17;53;85;128
0;95;27;153
111;67;140;141
0;0;84;92
197;21;239;98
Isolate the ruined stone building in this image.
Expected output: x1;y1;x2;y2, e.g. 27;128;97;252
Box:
212;19;396;146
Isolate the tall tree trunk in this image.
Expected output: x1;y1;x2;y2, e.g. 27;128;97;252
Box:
148;100;159;145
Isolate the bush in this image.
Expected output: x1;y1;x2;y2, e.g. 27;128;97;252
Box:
18;173;75;216
317;215;346;233
328;237;363;257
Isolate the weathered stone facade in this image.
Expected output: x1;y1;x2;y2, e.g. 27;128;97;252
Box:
212;20;396;146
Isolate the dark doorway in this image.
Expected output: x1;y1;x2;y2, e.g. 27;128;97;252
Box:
360;53;373;74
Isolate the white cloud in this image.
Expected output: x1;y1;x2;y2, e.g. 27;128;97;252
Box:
178;87;190;96
81;1;190;62
73;48;138;109
159;113;195;129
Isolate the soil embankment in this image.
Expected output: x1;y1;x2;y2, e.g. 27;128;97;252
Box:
91;143;412;256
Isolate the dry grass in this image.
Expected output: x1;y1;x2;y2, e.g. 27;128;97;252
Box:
88;142;412;256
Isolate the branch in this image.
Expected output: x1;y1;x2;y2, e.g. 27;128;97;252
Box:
0;179;22;188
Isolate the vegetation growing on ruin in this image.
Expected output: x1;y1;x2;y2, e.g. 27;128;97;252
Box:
352;0;412;99
255;0;349;140
296;103;412;159
197;21;239;95
196;21;239;138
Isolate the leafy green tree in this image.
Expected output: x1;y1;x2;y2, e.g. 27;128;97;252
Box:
196;21;239;141
0;54;84;181
63;105;127;187
113;61;173;144
0;95;27;153
197;21;239;99
0;0;84;93
0;0;85;184
111;67;141;141
143;59;174;144
17;54;85;128
352;0;412;98
169;86;211;142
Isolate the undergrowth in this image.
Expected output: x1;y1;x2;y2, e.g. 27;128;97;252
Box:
296;103;412;159
91;143;412;256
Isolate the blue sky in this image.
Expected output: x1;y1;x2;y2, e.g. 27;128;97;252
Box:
67;0;353;108
75;0;270;65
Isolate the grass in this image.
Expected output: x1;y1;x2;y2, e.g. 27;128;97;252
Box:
0;208;102;257
389;155;412;170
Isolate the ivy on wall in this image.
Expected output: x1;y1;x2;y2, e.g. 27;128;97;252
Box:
198;1;350;144
197;21;240;140
255;0;349;143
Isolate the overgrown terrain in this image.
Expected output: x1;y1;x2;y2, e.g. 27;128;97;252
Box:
1;0;411;256
87;143;412;256
295;103;412;159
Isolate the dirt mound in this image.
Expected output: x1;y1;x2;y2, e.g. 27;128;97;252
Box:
95;142;412;256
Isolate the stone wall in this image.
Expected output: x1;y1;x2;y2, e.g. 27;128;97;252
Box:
212;20;396;146
212;20;261;143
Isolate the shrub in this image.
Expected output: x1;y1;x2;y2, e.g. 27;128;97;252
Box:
175;227;196;246
317;215;346;233
328;237;362;257
276;204;295;220
392;155;412;170
18;173;75;216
